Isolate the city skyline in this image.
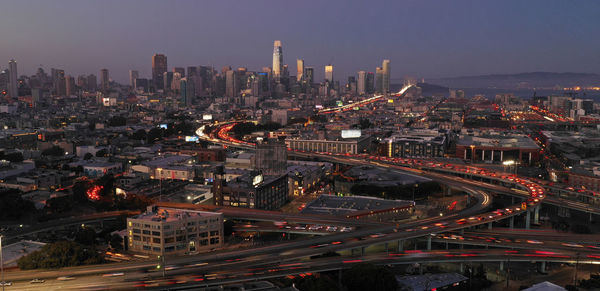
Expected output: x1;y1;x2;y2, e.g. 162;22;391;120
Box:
1;1;600;83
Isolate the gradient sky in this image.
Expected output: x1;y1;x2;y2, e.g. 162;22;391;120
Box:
1;0;599;83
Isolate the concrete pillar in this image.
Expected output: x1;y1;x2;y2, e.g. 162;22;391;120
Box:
482;150;485;161
500;261;504;271
488;222;493;230
427;235;432;251
459;263;464;273
526;210;531;229
385;243;389;253
534;205;540;225
491;150;494;161
447;187;452;196
591;213;594;223
511;196;515;204
446;242;449;250
529;152;532;165
361;247;365;256
397;240;404;252
509;216;514;229
540;261;546;273
466;194;471;205
500;151;503;162
464;149;467;160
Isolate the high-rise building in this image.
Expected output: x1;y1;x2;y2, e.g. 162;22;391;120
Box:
225;70;238;98
325;65;333;84
304;67;314;86
163;71;173;91
375;67;383;93
296;59;304;82
382;59;391;94
100;69;109;91
366;72;375;94
152;54;168;90
272;40;283;81
180;77;194;106
31;88;45;107
8;59;18;98
173;67;185;78
52;69;66;96
87;74;97;92
129;70;139;88
65;75;75;96
171;72;182;92
357;71;367;95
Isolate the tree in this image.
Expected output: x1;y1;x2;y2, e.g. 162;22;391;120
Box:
95;149;107;157
46;195;73;213
17;241;103;269
358;117;372;129
224;220;236;236
74;226;97;245
342;264;397;291
83;153;93;160
132;129;147;141
0;189;35;220
108;116;127;127
147;127;163;143
3;152;23;162
42;146;65;157
109;234;124;251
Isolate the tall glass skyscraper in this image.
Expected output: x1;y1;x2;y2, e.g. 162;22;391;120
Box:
375;67;383;93
296;59;304;82
325;65;333;84
382;59;391;94
272;40;283;81
152;54;168;90
8;59;18;98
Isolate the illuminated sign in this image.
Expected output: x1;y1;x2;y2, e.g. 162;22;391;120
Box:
185;136;199;142
252;174;264;186
202;114;213;120
341;129;361;139
388;99;394;103
336;100;343;107
159;124;168;129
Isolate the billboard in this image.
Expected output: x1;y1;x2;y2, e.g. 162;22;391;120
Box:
185;136;199;142
202;114;213;120
336;100;343;107
341;129;361;139
159;124;168;129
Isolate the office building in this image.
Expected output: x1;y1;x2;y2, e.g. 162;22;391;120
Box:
296;59;304;82
325;65;333;84
129;70;139;88
357;71;367;95
225;70;238;97
87;74;97;91
65;75;75;96
255;139;287;176
100;69;109;91
366;71;374;93
127;206;223;255
8;59;18;98
152;54;168;90
375;67;383;93
214;171;288;210
383;129;447;158
173;67;185;77
272;40;283;80
382;59;391;93
163;71;173;91
304;67;314;85
180;77;194;106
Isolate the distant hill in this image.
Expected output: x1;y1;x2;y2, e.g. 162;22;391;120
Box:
429;72;600;89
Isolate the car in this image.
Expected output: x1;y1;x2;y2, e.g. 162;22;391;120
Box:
0;281;12;286
340;227;352;232
30;278;45;284
562;242;584;248
456;219;467;224
57;276;76;281
526;240;543;244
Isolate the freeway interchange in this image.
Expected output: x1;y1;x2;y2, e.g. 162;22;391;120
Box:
2;119;598;290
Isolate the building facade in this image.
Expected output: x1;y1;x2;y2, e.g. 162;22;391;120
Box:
127;206;223;256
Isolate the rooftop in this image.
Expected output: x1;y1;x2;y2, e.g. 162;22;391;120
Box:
301;194;413;216
130;206;221;223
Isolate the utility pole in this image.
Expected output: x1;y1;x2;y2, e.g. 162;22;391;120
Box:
574;253;580;287
1;235;4;291
506;258;510;288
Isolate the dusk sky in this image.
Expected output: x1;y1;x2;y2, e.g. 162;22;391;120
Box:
1;0;599;83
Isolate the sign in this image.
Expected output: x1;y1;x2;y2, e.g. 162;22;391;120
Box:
521;202;527;210
252;174;264;186
185;136;199;142
202;114;213;120
341;129;361;139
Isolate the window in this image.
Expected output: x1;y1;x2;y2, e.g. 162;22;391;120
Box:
152;231;161;236
152;238;160;244
133;229;141;234
143;245;151;250
210;237;220;244
164;246;175;252
200;239;208;246
199;232;208;238
176;235;185;242
210;231;219;236
142;230;150;235
164;237;174;244
133;235;141;241
188;234;197;239
152;247;160;252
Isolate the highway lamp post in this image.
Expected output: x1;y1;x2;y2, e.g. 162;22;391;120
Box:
0;235;3;291
574;253;580;287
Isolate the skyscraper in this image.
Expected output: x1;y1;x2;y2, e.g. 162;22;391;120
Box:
52;69;66;96
272;40;283;81
173;67;185;78
87;74;97;92
325;65;333;84
375;67;383;93
163;71;173;91
304;67;314;85
225;70;238;98
152;54;168;90
366;72;375;94
357;71;367;95
8;59;18;98
382;59;391;94
129;70;139;88
100;69;109;91
65;75;75;96
296;59;304;82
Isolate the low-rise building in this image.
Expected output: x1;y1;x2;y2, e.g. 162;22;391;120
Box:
383;129;447;158
456;130;540;165
213;171;288;210
127;206;223;256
